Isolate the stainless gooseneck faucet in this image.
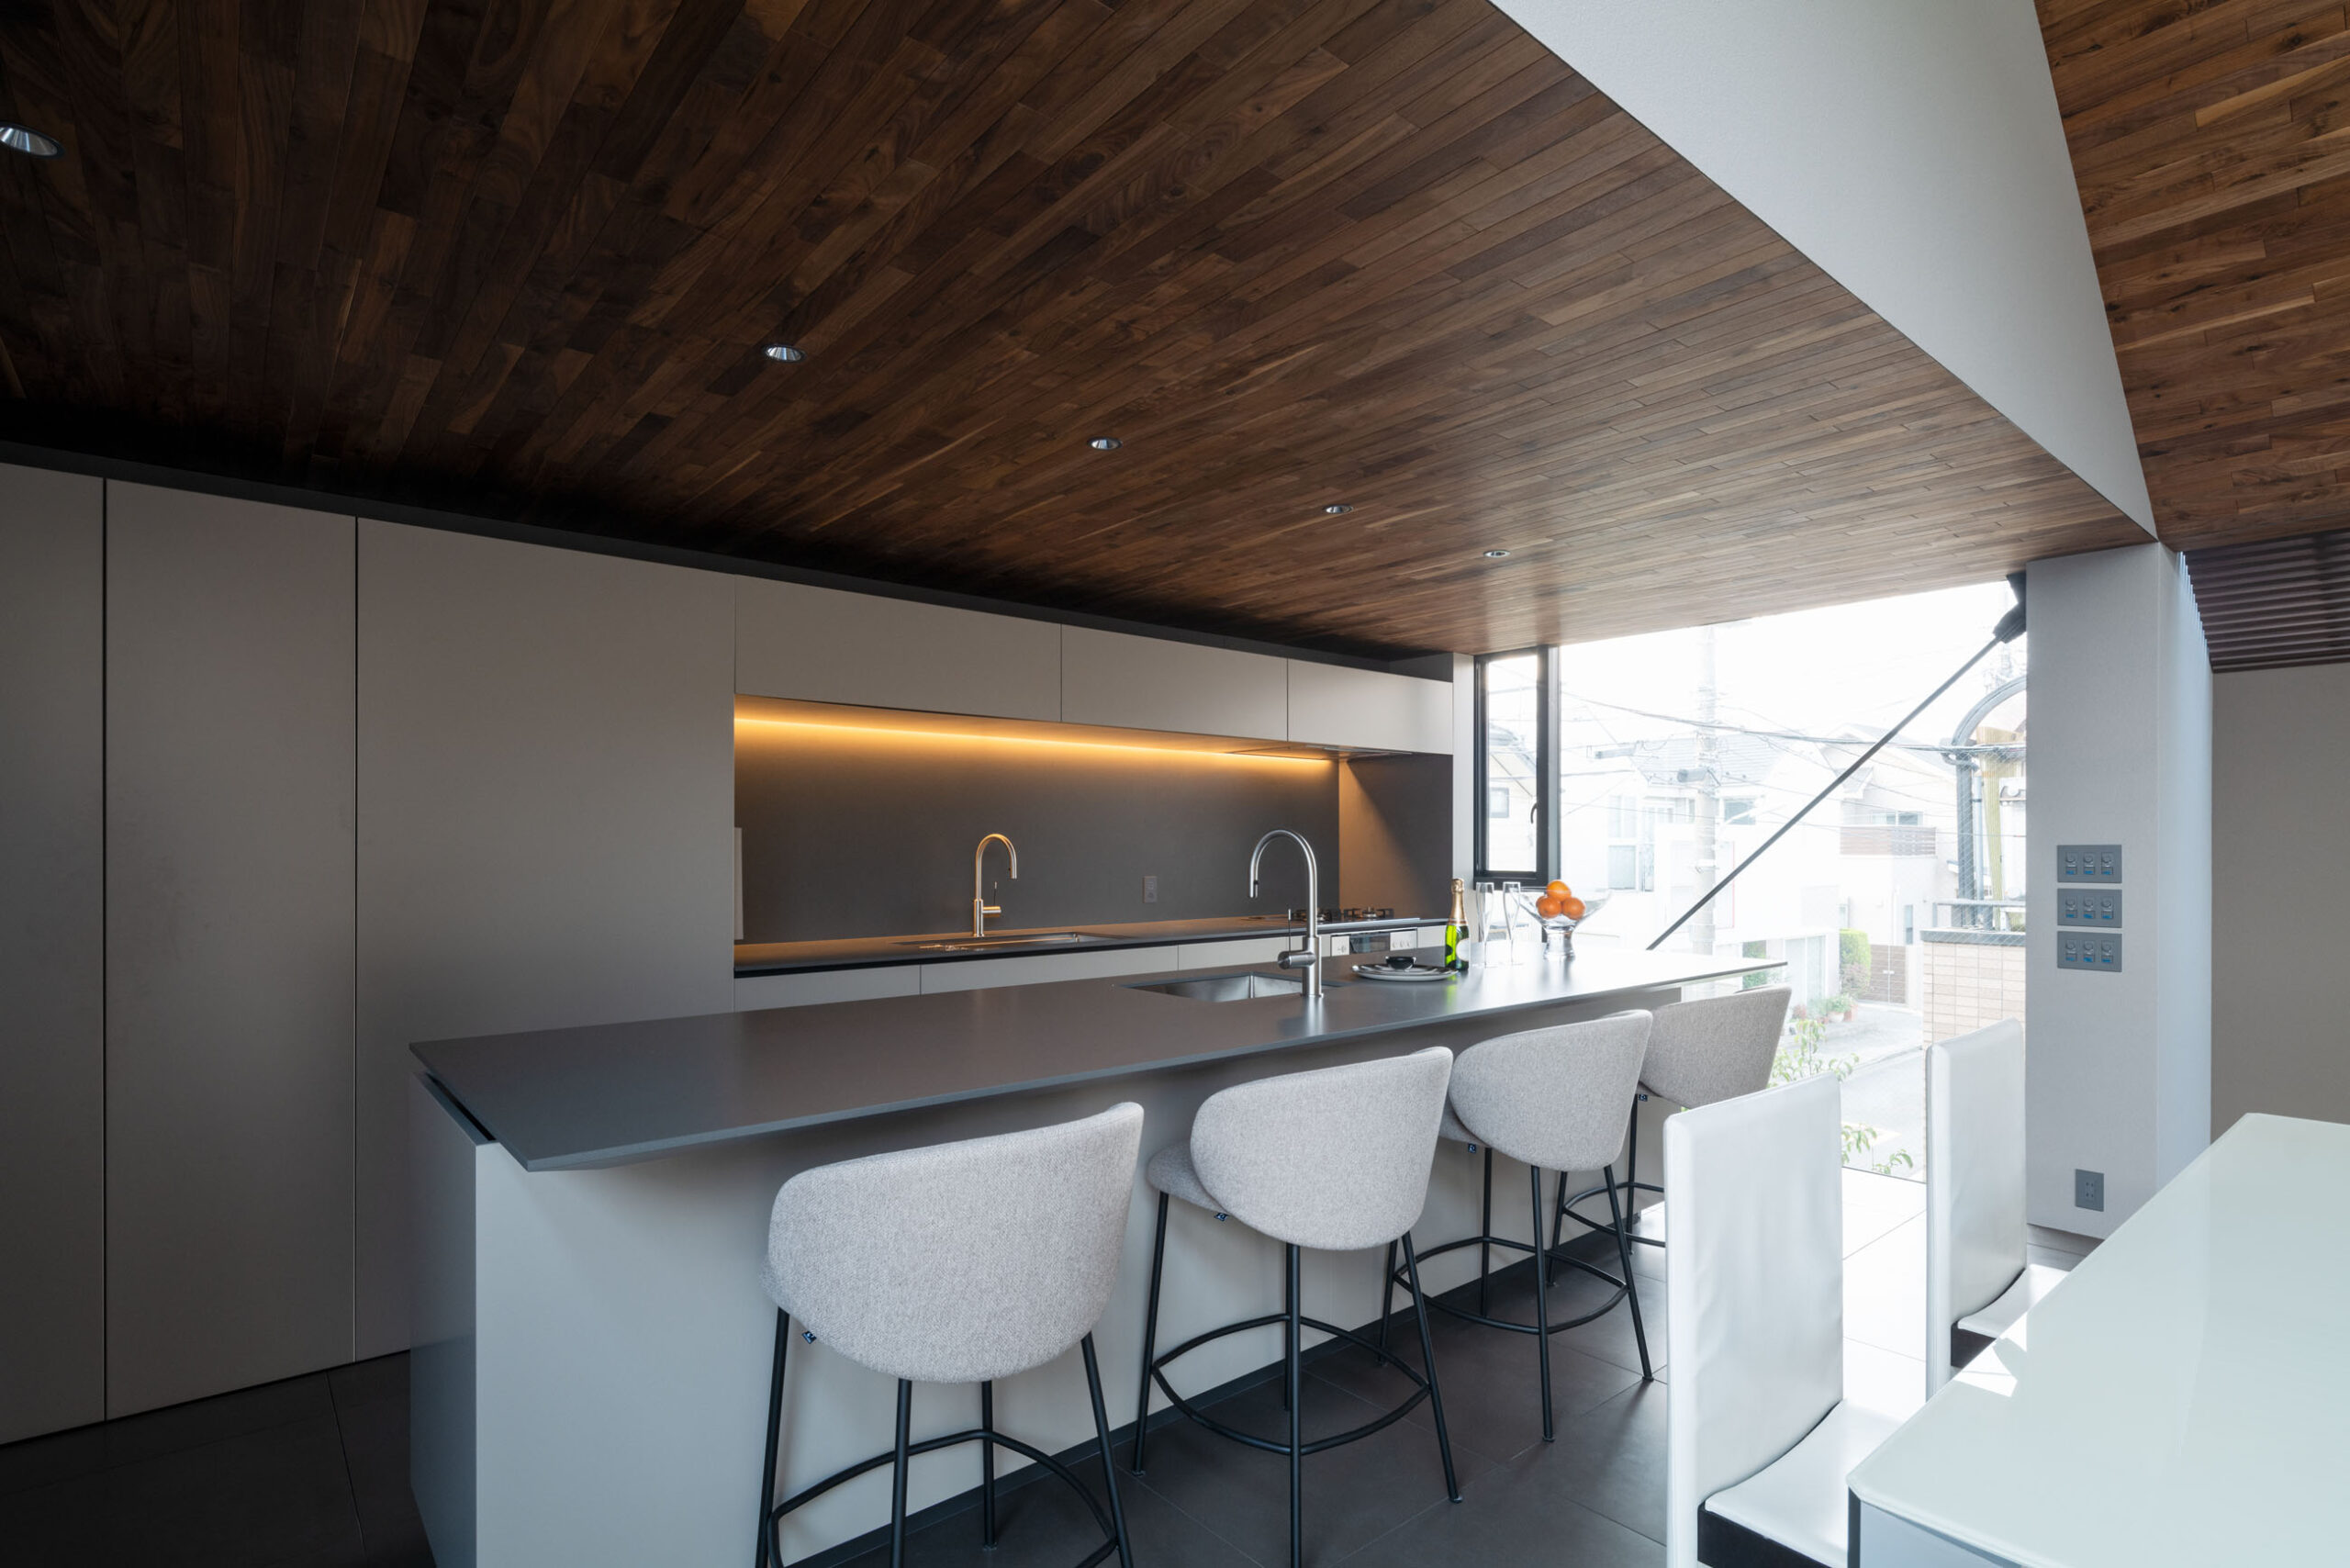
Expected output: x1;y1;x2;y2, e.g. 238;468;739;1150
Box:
972;833;1018;937
1248;828;1323;999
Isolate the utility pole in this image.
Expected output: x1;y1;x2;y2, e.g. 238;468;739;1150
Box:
1690;624;1719;958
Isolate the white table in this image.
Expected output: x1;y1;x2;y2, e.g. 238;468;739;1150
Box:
1848;1113;2350;1566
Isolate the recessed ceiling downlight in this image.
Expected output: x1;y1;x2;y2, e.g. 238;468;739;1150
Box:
1090;437;1122;451
1323;503;1352;514
763;343;805;363
0;124;62;159
1483;548;1512;559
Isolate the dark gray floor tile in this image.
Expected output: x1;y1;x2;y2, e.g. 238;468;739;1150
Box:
0;1372;339;1501
100;1373;339;1471
330;1361;431;1565
0;1411;364;1568
1540;1379;1669;1543
1483;1260;1665;1381
1309;1299;1639;1465
0;1424;106;1499
832;1459;1248;1568
1337;1438;1664;1568
328;1354;408;1417
1124;1371;1491;1568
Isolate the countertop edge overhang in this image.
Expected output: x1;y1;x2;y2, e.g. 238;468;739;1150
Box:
733;914;1436;976
416;949;1779;1172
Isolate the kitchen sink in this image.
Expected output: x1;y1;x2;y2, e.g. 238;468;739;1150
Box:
900;932;1115;952
1127;971;1319;1002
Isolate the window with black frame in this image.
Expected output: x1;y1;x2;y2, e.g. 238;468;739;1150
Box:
1475;650;1549;881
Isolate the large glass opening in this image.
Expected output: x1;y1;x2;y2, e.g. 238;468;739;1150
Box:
1555;582;2026;1176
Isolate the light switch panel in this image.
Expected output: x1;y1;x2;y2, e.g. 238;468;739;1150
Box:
2056;843;2121;882
2055;888;2122;928
2057;933;2122;971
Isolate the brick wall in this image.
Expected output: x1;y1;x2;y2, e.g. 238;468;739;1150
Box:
1921;930;2026;1044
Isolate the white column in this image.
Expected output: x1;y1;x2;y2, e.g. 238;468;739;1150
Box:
2023;544;2210;1235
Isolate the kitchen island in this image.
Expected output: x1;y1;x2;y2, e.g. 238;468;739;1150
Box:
411;945;1770;1568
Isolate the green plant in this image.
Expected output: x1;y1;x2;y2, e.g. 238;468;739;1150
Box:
1822;991;1856;1018
1839;928;1872;994
1775;1017;1917;1178
1841;1121;1917;1175
1769;1016;1858;1086
1740;939;1774;990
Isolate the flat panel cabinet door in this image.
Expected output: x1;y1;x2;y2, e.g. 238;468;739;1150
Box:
736;577;1061;720
918;946;1182;992
1060;627;1287;739
734;969;922;1010
1287;663;1452;754
357;522;734;1358
105;484;357;1417
0;465;105;1442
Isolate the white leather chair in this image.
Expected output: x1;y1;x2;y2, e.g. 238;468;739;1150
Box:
1665;1072;1897;1568
1926;1018;2066;1391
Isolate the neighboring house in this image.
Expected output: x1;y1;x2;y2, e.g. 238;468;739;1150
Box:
1556;700;2015;1013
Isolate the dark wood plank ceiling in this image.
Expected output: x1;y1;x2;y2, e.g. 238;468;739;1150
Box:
2041;0;2350;555
2185;525;2350;670
0;0;2141;656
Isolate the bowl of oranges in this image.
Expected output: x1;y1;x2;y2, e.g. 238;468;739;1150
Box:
1524;880;1587;958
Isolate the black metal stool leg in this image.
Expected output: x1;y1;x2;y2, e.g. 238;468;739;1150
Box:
1377;1238;1398;1365
1285;1243;1304;1568
1081;1335;1136;1568
979;1380;997;1548
1281;1255;1294;1413
1478;1146;1494;1312
755;1309;789;1568
1603;1163;1653;1379
1131;1193;1169;1474
889;1379;912;1568
1400;1233;1461;1503
1529;1167;1554;1441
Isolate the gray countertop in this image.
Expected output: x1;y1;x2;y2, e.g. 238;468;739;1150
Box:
733;914;1435;976
418;947;1774;1171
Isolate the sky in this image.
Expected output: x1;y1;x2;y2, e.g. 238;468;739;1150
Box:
1557;578;2027;754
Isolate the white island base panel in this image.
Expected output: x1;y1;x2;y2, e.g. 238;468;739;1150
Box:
409;994;1679;1568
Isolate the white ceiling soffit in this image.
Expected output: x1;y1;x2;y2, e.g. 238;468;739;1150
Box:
1492;0;2155;535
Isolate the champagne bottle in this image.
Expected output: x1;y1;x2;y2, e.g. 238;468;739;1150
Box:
1445;878;1468;971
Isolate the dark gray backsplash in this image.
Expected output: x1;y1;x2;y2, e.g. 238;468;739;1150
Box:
737;726;1364;943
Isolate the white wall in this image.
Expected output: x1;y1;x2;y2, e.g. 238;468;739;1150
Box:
1494;0;2153;531
2212;665;2350;1137
2024;546;2210;1235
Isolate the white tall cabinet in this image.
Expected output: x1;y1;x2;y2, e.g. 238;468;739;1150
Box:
104;485;359;1417
0;465;106;1442
355;523;737;1356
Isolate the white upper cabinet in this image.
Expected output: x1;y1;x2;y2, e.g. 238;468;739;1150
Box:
737;577;1061;720
1060;627;1287;740
1287;661;1453;754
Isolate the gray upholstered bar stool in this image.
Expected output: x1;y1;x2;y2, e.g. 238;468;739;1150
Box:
1131;1047;1460;1568
1401;1011;1656;1435
1554;984;1792;1255
755;1103;1144;1568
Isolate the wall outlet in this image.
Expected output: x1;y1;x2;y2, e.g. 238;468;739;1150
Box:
2074;1169;2105;1212
1143;875;1158;904
2054;888;2122;927
2055;843;2122;882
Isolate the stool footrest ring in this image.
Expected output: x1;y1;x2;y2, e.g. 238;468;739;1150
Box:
1147;1314;1432;1459
1400;1233;1632;1333
768;1424;1118;1568
1560;1179;1664;1249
